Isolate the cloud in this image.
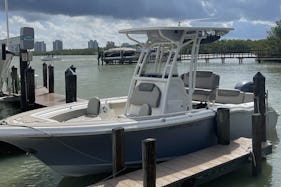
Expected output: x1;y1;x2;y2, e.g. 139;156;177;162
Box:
1;0;280;22
0;0;279;50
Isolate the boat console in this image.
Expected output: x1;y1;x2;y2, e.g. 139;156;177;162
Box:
120;27;233;115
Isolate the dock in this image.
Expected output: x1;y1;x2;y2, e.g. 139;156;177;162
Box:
181;51;281;63
35;87;85;107
93;137;272;187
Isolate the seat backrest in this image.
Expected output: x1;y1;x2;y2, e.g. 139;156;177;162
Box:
130;83;161;108
181;71;220;90
216;89;244;104
181;71;220;102
86;97;100;116
138;104;152;116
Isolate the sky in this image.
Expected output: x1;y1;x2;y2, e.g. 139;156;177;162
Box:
0;0;280;51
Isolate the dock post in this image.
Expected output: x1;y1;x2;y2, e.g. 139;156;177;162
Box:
216;108;230;145
252;113;262;176
238;57;243;64
19;49;28;111
112;127;125;177
1;43;6;60
253;72;266;142
25;66;35;109
221;57;225;64
48;65;54;93
142;138;156;187
43;62;48;88
65;66;77;103
11;66;18;94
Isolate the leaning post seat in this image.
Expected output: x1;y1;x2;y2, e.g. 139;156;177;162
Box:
216;89;254;104
129;83;161;116
181;71;220;102
86;97;101;116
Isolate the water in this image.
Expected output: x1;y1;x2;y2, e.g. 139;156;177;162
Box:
0;56;280;187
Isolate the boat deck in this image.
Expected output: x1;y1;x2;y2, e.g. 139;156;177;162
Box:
93;137;272;187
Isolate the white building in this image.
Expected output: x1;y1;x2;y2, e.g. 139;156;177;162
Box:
34;41;46;52
53;40;63;51
88;40;98;49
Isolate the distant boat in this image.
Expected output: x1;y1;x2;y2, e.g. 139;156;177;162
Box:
103;47;139;64
41;55;61;61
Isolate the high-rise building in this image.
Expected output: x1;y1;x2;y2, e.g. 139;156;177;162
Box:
53;40;63;51
34;41;46;52
88;40;99;49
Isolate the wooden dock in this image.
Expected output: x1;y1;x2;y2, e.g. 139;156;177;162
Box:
35;87;85;107
93;137;272;187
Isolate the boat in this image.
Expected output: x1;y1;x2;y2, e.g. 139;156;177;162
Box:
0;26;278;177
41;55;61;61
103;47;139;64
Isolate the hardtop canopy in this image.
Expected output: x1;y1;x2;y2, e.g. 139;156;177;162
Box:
119;26;233;46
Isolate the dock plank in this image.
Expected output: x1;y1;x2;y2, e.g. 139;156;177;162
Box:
35;87;85;107
92;138;271;187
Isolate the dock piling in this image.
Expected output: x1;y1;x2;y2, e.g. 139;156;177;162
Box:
216;108;230;145
65;66;77;103
142;138;156;187
1;43;6;60
48;65;54;93
112;127;125;177
43;63;47;88
252;113;262;176
25;66;35;108
253;72;266;142
19;49;28;111
11;66;18;94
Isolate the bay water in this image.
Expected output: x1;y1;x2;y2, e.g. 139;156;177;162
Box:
0;55;280;186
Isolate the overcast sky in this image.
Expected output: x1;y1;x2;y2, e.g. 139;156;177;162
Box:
0;0;280;50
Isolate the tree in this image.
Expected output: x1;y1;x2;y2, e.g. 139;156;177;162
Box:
106;41;115;49
267;20;281;52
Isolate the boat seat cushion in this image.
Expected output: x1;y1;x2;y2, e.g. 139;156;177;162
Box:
216;89;244;104
86;97;100;116
130;83;161;107
138;104;152;116
181;71;219;102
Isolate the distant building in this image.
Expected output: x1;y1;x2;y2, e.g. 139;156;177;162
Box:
88;40;99;49
53;40;63;51
0;36;20;53
34;41;46;52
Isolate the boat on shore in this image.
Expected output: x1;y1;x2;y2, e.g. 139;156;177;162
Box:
103;47;139;64
41;55;61;61
0;26;278;177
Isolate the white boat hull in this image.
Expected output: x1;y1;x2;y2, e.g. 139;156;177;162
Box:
0;100;277;176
